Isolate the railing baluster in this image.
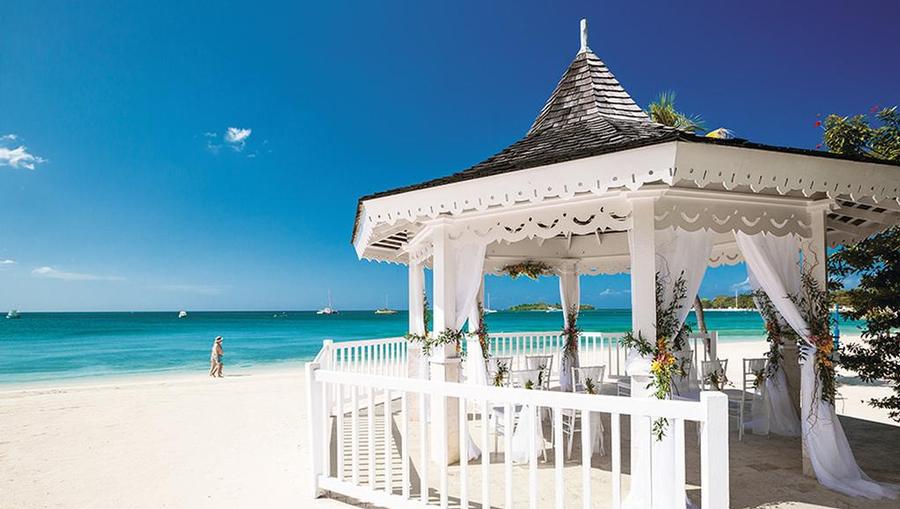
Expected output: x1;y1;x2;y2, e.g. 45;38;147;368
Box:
482;398;490;509
504;403;513;509
528;406;537;509
322;380;331;480
459;396;468;509
554;406;564;509
352;385;360;484
582;411;591;509
401;392;410;499
674;418;686;509
440;394;449;509
420;392;429;504
611;412;621;509
368;387;375;487
384;389;393;494
336;384;345;481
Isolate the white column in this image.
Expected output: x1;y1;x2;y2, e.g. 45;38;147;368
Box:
624;196;659;509
407;259;425;421
799;204;829;477
430;222;461;464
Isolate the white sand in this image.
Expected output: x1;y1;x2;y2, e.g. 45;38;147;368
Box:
1;339;896;509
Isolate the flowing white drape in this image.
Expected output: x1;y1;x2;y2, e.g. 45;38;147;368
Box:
451;241;488;461
736;231;897;499
624;227;713;509
656;227;715;395
749;271;802;437
558;268;581;392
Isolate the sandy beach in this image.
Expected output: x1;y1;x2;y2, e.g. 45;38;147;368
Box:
1;339;897;509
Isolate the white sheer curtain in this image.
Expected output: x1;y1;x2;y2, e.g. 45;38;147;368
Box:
656;227;715;395
736;231;897;499
451;241;488;461
558;268;581;391
624;227;713;509
749;271;801;437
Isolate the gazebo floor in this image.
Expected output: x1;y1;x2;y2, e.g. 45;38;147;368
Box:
326;383;900;509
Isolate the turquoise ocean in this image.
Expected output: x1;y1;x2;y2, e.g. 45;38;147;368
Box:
0;310;865;385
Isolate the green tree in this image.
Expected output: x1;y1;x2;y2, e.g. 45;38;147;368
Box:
825;106;900;421
647;92;726;332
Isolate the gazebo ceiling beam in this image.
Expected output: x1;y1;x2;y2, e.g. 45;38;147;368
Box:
835;201;900;224
826;218;883;237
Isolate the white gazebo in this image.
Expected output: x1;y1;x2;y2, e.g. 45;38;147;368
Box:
312;19;900;508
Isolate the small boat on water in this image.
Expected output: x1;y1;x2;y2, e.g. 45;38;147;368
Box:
375;295;398;315
178;310;188;319
317;291;339;315
6;309;21;319
483;294;497;314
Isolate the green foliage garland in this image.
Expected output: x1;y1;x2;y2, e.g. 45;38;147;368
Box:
502;261;551;280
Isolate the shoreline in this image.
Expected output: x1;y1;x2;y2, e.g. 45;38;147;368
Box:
0;335;867;391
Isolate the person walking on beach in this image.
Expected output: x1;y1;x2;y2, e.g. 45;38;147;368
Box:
209;336;224;377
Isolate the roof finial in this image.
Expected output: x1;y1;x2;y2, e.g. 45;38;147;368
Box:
579;18;589;53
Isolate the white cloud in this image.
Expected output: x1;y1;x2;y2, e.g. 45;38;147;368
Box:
0;135;47;170
598;288;630;296
224;127;252;152
730;277;752;293
154;283;227;295
0;259;15;265
31;266;124;281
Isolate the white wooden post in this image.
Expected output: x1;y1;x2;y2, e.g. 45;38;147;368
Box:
700;391;730;507
799;203;830;477
408;260;425;422
305;361;325;498
624;195;658;509
430;222;461;465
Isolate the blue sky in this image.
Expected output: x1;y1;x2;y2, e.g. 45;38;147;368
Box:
1;1;897;311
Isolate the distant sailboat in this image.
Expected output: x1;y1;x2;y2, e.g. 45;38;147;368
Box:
178;310;188;319
483;294;497;314
6;309;21;319
317;291;338;315
375;295;398;315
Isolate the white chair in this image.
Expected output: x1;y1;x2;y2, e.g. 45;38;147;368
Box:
700;359;729;391
563;365;606;459
739;358;767;441
524;355;553;391
509;369;548;461
616;376;631;397
489;356;513;387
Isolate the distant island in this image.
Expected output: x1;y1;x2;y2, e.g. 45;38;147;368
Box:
700;294;755;310
508;302;595;312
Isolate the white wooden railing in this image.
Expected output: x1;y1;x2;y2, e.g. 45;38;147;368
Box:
487;331;627;378
306;336;731;509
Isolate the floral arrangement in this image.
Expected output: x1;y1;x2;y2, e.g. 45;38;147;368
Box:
702;366;730;391
792;270;837;405
501;260;551;280
583;377;598;395
470;302;490;360
492;359;510;387
561;306;581;360
524;379;535;390
621;271;691;440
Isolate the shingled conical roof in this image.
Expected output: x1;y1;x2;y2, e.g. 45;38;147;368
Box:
528;47;650;134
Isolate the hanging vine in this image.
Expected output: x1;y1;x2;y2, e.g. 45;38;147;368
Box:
622;270;691;440
753;289;798;379
792;270;838;406
561;306;581;360
469;302;491;359
404;291;464;356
